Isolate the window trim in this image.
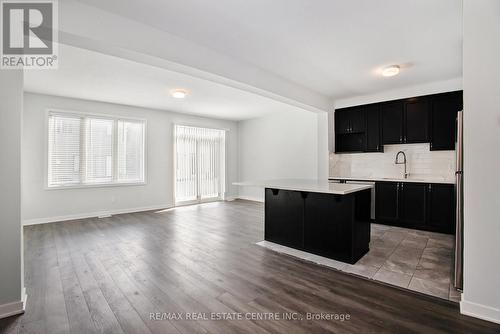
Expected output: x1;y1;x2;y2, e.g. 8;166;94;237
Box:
45;108;148;190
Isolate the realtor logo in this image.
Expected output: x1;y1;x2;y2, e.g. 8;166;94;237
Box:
1;0;58;69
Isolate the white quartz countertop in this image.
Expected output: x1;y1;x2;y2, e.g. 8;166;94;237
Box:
233;179;373;195
329;176;455;184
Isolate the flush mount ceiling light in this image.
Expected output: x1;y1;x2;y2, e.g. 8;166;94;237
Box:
381;65;400;77
171;89;188;99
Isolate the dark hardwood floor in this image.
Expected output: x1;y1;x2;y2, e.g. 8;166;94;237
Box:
1;200;499;334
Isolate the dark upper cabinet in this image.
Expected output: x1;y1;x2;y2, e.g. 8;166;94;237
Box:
375;182;400;222
334;106;366;153
399;182;427;226
404;97;430;143
265;189;304;248
365;104;383;152
334;90;461;154
381;98;430;145
430;91;463;151
335;109;351;134
335;133;365;153
427;184;456;234
381;101;404;144
350;108;366;133
335;107;365;134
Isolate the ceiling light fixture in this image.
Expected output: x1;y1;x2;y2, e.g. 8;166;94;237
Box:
171;89;188;99
381;65;400;77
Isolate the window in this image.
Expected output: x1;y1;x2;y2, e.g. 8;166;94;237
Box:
117;120;145;182
174;125;225;204
48;111;145;188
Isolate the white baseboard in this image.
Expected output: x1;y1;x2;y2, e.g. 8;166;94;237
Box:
0;288;27;319
236;195;264;203
461;299;500;324
23;204;172;225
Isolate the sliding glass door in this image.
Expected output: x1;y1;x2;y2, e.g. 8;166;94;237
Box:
174;125;225;205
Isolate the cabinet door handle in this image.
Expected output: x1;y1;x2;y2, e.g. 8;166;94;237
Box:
428;184;432;192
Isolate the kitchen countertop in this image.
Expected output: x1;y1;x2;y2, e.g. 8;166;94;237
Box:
329;176;455;184
233;179;373;195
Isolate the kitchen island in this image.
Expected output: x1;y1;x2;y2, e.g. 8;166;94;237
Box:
234;179;373;264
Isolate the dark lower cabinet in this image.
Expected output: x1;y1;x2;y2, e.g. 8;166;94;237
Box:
399;182;427;226
375;182;400;222
375;181;455;234
265;189;304;248
427;184;456;234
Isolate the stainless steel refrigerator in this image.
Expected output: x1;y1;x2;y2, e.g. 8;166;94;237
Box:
454;110;464;290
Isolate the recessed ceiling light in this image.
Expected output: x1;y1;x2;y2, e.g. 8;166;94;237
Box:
171;89;188;99
381;65;400;77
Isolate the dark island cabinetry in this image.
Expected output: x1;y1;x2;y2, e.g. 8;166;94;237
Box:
265;188;371;264
264;189;304;249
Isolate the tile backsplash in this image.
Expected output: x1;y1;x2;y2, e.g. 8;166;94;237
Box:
329;143;456;182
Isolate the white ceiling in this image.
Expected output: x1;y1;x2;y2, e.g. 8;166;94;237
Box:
24;45;303;120
77;0;463;100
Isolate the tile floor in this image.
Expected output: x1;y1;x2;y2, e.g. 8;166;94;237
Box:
258;223;460;302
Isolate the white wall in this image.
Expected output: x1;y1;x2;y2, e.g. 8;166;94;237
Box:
0;70;24;316
461;0;500;324
22;93;239;224
330;143;456;182
237;109;328;201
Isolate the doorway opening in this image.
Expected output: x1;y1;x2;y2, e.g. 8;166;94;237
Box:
174;125;226;205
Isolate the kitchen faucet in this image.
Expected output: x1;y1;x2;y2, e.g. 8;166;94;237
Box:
395;151;409;179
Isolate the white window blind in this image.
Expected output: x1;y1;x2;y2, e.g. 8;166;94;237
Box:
174;125;225;203
117;120;145;182
47;111;145;188
48;114;82;186
85;118;114;183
